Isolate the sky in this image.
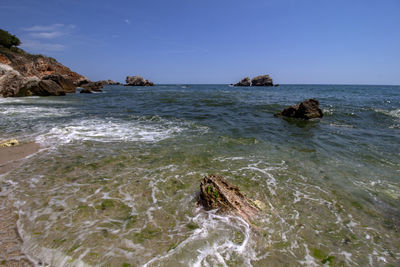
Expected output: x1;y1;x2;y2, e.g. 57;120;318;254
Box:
1;0;399;84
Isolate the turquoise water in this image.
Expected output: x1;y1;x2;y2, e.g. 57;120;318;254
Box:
0;84;399;266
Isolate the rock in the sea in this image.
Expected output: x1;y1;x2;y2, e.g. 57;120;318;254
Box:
234;77;251;86
275;98;323;120
251;75;273;86
125;76;154;86
197;175;258;223
99;79;121;85
42;74;76;93
80;88;93;94
274;84;280;87
81;81;104;92
0;139;19;147
19;80;66;97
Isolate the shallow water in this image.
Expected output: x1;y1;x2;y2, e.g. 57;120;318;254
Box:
1;84;399;266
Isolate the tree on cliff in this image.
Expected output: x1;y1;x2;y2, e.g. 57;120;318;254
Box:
0;29;21;49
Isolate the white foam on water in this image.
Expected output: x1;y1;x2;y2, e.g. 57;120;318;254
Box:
297;244;319;266
374;108;400;118
35;118;187;145
143;209;255;267
0;105;72;118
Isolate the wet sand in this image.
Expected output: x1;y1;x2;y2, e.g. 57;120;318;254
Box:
0;142;40;175
0;142;40;266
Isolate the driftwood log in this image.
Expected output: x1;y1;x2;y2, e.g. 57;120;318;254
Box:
197;175;259;223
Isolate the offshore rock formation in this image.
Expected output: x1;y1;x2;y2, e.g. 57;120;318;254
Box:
125;76;154;86
234;77;251;86
251;75;273;86
79;79;120;92
100;79;121;85
197;175;259;223
0;48;86;97
275;98;323;120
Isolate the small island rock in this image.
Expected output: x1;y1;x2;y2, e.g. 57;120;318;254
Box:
234;77;251;86
251;75;273;86
125;76;154;86
275;98;323;120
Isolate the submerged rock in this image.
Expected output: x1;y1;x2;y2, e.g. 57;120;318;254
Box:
234;77;251;86
0;139;19;147
125;76;154;86
197;175;259;223
275;98;323;120
251;75;273;86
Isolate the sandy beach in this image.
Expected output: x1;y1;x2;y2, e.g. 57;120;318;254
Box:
0;142;40;266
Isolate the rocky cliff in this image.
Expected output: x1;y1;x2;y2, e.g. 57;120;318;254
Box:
0;48;87;97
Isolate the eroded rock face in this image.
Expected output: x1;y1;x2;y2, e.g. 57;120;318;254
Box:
275;98;323;120
42;74;77;93
0;48;85;84
0;64;67;97
197;175;258;223
0;48;85;97
251;75;273;86
234;77;251;86
125;76;154;86
18;80;66;97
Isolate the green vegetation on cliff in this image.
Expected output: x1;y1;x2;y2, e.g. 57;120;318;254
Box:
0;29;21;49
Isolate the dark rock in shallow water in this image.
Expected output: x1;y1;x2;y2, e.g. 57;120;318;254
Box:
197;175;258;223
81;81;104;92
234;77;251;86
80;88;93;94
42;74;76;93
251;75;273;86
125;76;154;86
17;79;66;96
274;84;280;87
275;98;323;120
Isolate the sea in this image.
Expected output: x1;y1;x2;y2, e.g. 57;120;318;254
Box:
0;84;399;266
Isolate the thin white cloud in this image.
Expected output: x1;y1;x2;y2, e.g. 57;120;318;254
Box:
124;19;131;24
28;31;64;39
21;40;66;52
21;24;76;53
23;24;65;32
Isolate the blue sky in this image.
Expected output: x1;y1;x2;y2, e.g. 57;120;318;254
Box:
1;0;399;84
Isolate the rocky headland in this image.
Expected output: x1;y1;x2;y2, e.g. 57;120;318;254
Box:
0;47;87;97
234;74;274;86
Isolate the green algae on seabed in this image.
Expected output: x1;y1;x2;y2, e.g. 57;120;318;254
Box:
312;248;335;266
133;226;162;243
